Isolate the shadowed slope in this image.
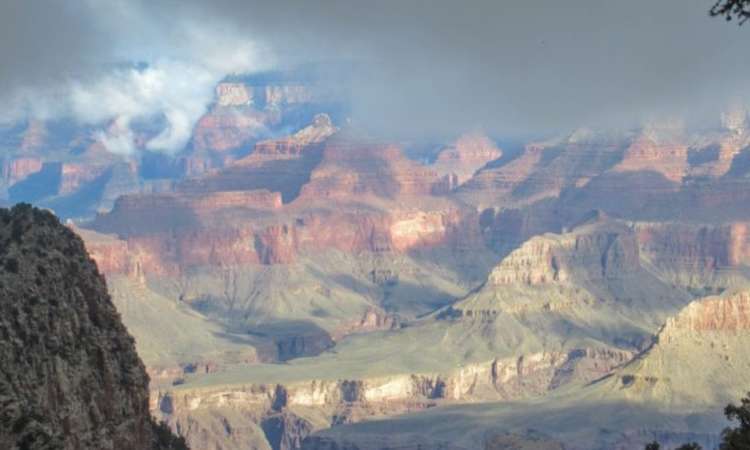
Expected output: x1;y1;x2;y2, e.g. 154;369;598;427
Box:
0;204;186;450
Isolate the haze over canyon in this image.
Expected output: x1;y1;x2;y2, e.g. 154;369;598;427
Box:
3;1;750;450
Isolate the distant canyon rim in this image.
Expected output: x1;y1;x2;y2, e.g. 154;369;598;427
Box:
4;72;750;450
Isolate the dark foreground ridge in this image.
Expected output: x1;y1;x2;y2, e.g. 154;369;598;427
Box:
0;204;187;450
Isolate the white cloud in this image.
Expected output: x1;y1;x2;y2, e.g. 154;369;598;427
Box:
94;117;136;156
69;61;216;154
0;1;273;155
66;36;269;155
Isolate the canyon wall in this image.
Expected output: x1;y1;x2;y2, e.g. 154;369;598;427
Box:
0;204;185;450
156;347;631;450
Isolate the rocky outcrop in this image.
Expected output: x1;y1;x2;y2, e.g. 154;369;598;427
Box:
0;143;148;220
0;80;397;228
87;130;481;274
249;114;337;157
59;162;112;195
156;348;630;450
298;133;451;201
93;190;282;236
488;218;640;286
216;122;469;204
633;221;750;289
298;287;750;450
388;209;469;252
88;202;476;276
190;79;331;156
432;132;502;187
453;213;698;325
191;108;269;154
614;123;688;183
608;289;750;411
262;411;315;450
215;82;254;107
0;204;185;449
2;157;43;186
216;82;318;109
332;307;400;340
660;290;750;336
264;85;314;107
73;226;133;275
182;115;336;203
192;79;325;155
458;129;629;208
688;105;750;178
458;143;544;203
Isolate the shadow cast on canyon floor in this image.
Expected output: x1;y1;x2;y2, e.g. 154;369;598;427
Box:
214;319;336;362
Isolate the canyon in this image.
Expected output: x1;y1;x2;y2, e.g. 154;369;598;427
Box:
4;76;750;449
79;112;750;449
301;289;750;450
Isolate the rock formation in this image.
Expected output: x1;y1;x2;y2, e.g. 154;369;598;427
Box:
431;132;502;188
295;289;750;450
614;122;688;183
296;132;450;200
457;129;629;208
0;204;186;450
603;289;750;422
1;157;43;186
155;347;630;450
181;114;336;203
191;108;268;154
8;72;750;450
215;82;254;107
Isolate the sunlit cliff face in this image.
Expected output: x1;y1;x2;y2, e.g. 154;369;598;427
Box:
5;2;750;450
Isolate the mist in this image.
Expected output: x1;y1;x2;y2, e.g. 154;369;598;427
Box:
1;0;748;151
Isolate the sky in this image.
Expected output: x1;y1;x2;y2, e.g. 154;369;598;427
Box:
1;0;749;153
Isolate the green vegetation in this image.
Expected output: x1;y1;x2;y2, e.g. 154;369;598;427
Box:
720;393;750;449
646;392;750;450
152;419;190;450
645;442;701;450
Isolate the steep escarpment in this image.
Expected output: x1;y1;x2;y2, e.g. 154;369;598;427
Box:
190;106;269;155
458;129;628;208
1;157;43;186
187;113;336;202
82;128;493;344
634;221;750;290
613;122;688;183
453;216;690;326
89;198;478;272
0;204;185;450
487;217;639;286
298;292;750;450
24;89;750;450
431;132;502;188
0;75;345;220
460;116;750;224
151;219;690;450
661;290;750;333
296;132;452;201
609;290;750;407
688;105;750;178
155;347;630;450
